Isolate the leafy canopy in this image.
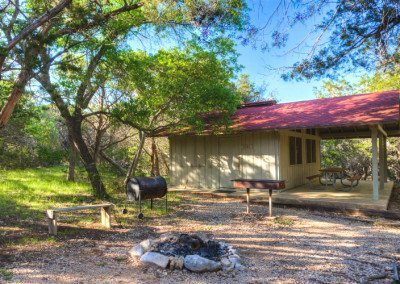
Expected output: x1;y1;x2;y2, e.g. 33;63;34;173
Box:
111;40;242;134
264;0;400;80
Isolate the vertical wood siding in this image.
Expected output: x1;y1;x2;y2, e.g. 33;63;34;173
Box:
279;130;321;189
169;131;280;189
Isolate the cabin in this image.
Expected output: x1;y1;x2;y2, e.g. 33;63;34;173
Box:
166;91;400;209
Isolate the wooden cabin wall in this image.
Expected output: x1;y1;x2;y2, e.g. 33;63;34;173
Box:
169;131;280;189
278;130;321;189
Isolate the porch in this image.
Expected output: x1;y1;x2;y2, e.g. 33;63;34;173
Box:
170;180;394;211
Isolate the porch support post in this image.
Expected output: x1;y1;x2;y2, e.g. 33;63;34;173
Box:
378;133;384;190
383;136;388;182
371;126;379;201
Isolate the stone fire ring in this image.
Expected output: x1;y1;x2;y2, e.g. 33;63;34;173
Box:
129;233;244;273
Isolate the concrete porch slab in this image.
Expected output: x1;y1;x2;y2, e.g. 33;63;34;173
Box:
170;180;393;211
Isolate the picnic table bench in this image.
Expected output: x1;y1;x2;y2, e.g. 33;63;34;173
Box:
340;174;362;190
306;174;322;189
306;168;362;191
46;203;113;235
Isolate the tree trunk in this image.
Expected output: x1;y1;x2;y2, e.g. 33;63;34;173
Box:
160;150;170;175
150;137;160;176
0;69;30;129
124;131;146;184
67;118;108;198
67;133;77;181
92;89;105;164
100;151;126;174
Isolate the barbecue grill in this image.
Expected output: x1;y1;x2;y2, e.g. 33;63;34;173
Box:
126;176;168;219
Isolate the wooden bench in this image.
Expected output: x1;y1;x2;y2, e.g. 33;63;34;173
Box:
46;203;113;235
306;174;322;189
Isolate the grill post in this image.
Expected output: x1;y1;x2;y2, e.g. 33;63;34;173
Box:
246;188;250;214
138;193;143;219
269;189;272;218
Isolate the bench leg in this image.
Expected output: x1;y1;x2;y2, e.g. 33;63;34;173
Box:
101;207;111;229
47;211;58;235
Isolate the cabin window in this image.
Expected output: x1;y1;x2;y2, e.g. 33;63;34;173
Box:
289;136;302;165
306;139;316;163
306;129;316;135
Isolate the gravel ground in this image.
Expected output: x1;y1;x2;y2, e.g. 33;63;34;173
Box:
2;194;400;283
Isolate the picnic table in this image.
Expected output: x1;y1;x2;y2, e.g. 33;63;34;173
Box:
319;167;345;189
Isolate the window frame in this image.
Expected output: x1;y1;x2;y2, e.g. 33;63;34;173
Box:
289;136;303;165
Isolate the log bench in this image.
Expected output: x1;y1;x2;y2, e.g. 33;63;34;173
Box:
46;203;113;235
306;174;322;189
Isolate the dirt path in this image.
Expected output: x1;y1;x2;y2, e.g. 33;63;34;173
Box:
2;194;400;283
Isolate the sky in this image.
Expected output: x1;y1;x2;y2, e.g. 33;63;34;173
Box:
235;0;360;103
129;1;365;104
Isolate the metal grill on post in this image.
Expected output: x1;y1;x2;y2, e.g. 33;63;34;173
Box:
126;176;168;219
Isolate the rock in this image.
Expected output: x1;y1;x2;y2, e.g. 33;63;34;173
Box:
221;257;234;271
228;255;243;270
184;255;221;272
159;233;178;242
129;244;145;258
228;248;237;255
228;254;241;266
234;263;245;271
169;256;184;270
140;252;170;268
140;239;154;252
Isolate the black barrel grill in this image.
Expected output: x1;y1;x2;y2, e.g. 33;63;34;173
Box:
126;176;168;219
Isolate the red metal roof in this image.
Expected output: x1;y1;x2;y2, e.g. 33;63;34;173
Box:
231;90;400;131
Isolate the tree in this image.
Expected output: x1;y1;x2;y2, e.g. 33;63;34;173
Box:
235;74;268;102
32;1;248;197
0;0;144;129
259;0;400;80
111;42;242;182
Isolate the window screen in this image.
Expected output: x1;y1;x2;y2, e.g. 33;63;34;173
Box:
306;139;316;163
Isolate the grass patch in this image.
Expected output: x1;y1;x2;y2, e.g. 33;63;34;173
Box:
0;268;13;281
0;166;94;222
274;216;296;226
0;166;181;245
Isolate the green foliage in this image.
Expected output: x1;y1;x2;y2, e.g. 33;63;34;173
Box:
111;41;242;134
235;73;268;103
314;79;358;98
359;66;400;92
0;103;65;169
274;216;295;226
280;0;400;80
0;268;13;281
